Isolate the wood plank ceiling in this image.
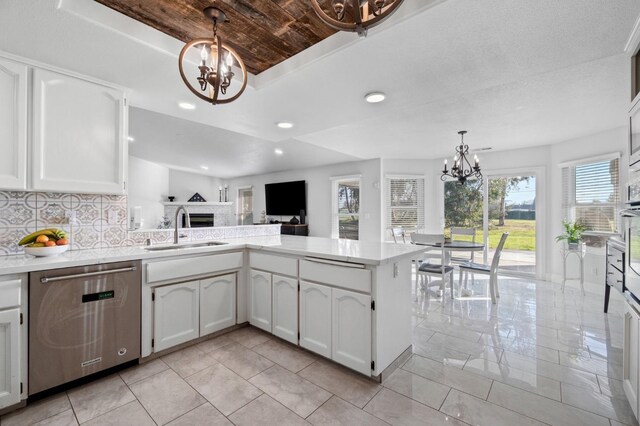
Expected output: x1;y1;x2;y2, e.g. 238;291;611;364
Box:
94;0;338;74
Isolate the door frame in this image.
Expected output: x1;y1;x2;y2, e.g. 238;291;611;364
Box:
480;166;546;279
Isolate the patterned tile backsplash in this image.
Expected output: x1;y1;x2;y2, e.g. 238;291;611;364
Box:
0;191;280;256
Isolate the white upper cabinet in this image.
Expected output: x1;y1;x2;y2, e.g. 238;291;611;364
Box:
32;68;126;194
0;58;27;190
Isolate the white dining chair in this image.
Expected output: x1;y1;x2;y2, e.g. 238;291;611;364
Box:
389;227;406;243
458;232;509;304
410;233;455;301
449;227;477;263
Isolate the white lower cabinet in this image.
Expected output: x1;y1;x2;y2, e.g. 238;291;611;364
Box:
332;288;371;375
200;274;236;337
272;274;298;344
0;308;20;409
249;269;272;332
153;281;200;352
299;281;332;358
624;298;640;419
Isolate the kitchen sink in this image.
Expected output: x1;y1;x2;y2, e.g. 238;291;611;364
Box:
143;241;228;251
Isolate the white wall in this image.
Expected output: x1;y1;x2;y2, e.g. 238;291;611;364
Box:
127;156;170;229
168;169;227;203
226;159;382;241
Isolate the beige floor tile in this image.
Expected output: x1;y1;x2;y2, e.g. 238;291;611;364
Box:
307;396;388;426
428;332;490;356
464;357;561;400
412;326;469;368
382;368;450;409
161;344;219;378
228;394;309;425
561;382;638;425
488;381;610;426
227;326;272;348
67;375;136;423
1;393;71;426
211;342;274;379
119;358;169;385
440;389;547;426
83;401;155;426
129;368;205;425
196;334;234;353
166;403;233;426
297;361;381;408
253;339;317;373
506;339;561;363
186;363;263;416
402;355;492;399
364;388;467;426
419;318;484;342
249;365;331;418
31;409;77;426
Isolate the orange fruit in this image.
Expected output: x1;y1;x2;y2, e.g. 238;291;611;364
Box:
56;238;69;246
45;240;56;247
35;235;49;243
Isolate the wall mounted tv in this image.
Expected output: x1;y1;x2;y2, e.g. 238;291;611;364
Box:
265;180;306;216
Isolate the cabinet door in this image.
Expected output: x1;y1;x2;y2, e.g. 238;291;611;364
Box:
272;275;298;344
332;288;371;375
0;308;20;409
32;68;126;194
299;281;331;358
0;58;27;190
624;301;640;419
154;281;199;352
249;270;272;332
200;274;236;337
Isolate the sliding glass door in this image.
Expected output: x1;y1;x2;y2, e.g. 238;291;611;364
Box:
444;171;540;277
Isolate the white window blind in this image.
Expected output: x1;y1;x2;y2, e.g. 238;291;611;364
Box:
387;177;425;230
561;157;620;232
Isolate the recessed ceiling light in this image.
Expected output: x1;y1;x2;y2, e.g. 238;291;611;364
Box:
127;136;135;142
200;165;209;170
277;122;294;129
178;102;196;110
274;148;283;155
365;92;386;103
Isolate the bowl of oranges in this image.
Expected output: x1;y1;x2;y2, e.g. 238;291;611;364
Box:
20;228;70;257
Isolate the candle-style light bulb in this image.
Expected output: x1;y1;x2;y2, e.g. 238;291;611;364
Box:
443;159;448;172
474;155;479;167
200;45;208;62
226;52;233;67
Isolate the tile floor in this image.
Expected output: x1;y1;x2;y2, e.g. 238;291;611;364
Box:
2;276;637;425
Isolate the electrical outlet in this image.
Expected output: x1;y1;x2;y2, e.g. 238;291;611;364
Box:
65;210;77;225
393;262;399;277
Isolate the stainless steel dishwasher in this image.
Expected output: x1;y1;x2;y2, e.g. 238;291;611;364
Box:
29;261;141;395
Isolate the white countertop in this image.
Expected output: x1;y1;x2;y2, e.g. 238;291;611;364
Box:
0;235;427;274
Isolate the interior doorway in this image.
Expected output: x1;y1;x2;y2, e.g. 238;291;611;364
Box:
238;186;253;225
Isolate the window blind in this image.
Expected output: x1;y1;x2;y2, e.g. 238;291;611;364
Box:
387;177;425;229
561;157;619;233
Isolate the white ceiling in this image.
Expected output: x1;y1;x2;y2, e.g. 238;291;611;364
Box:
0;0;637;177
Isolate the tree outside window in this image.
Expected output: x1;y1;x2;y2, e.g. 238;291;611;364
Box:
337;180;360;240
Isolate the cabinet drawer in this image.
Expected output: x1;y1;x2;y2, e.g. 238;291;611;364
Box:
250;252;298;277
607;246;625;272
607;265;624;289
300;259;371;293
0;278;21;309
146;252;243;284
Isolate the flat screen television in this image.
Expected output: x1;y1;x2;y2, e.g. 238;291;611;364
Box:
265;180;306;216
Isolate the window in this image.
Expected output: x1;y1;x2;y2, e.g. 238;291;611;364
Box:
561;156;620;233
237;186;253;225
387;177;425;231
332;177;360;240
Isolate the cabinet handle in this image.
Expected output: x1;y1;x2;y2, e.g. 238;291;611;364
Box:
40;266;137;283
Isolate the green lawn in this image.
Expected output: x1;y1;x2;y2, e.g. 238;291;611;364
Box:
452;219;536;251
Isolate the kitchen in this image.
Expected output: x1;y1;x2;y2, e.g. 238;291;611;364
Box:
0;0;639;425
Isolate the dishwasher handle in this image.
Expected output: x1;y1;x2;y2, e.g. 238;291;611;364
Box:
40;266;137;283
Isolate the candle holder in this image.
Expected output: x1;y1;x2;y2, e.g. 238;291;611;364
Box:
224;186;229;202
219;188;222;202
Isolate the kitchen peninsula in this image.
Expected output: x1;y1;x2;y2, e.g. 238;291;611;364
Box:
0;234;426;412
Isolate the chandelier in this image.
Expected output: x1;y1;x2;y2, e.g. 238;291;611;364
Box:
441;131;482;185
178;6;247;105
311;0;405;37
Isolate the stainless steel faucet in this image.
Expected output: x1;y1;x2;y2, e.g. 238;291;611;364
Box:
174;206;190;244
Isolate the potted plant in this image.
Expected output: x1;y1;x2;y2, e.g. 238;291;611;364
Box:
556;220;587;249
